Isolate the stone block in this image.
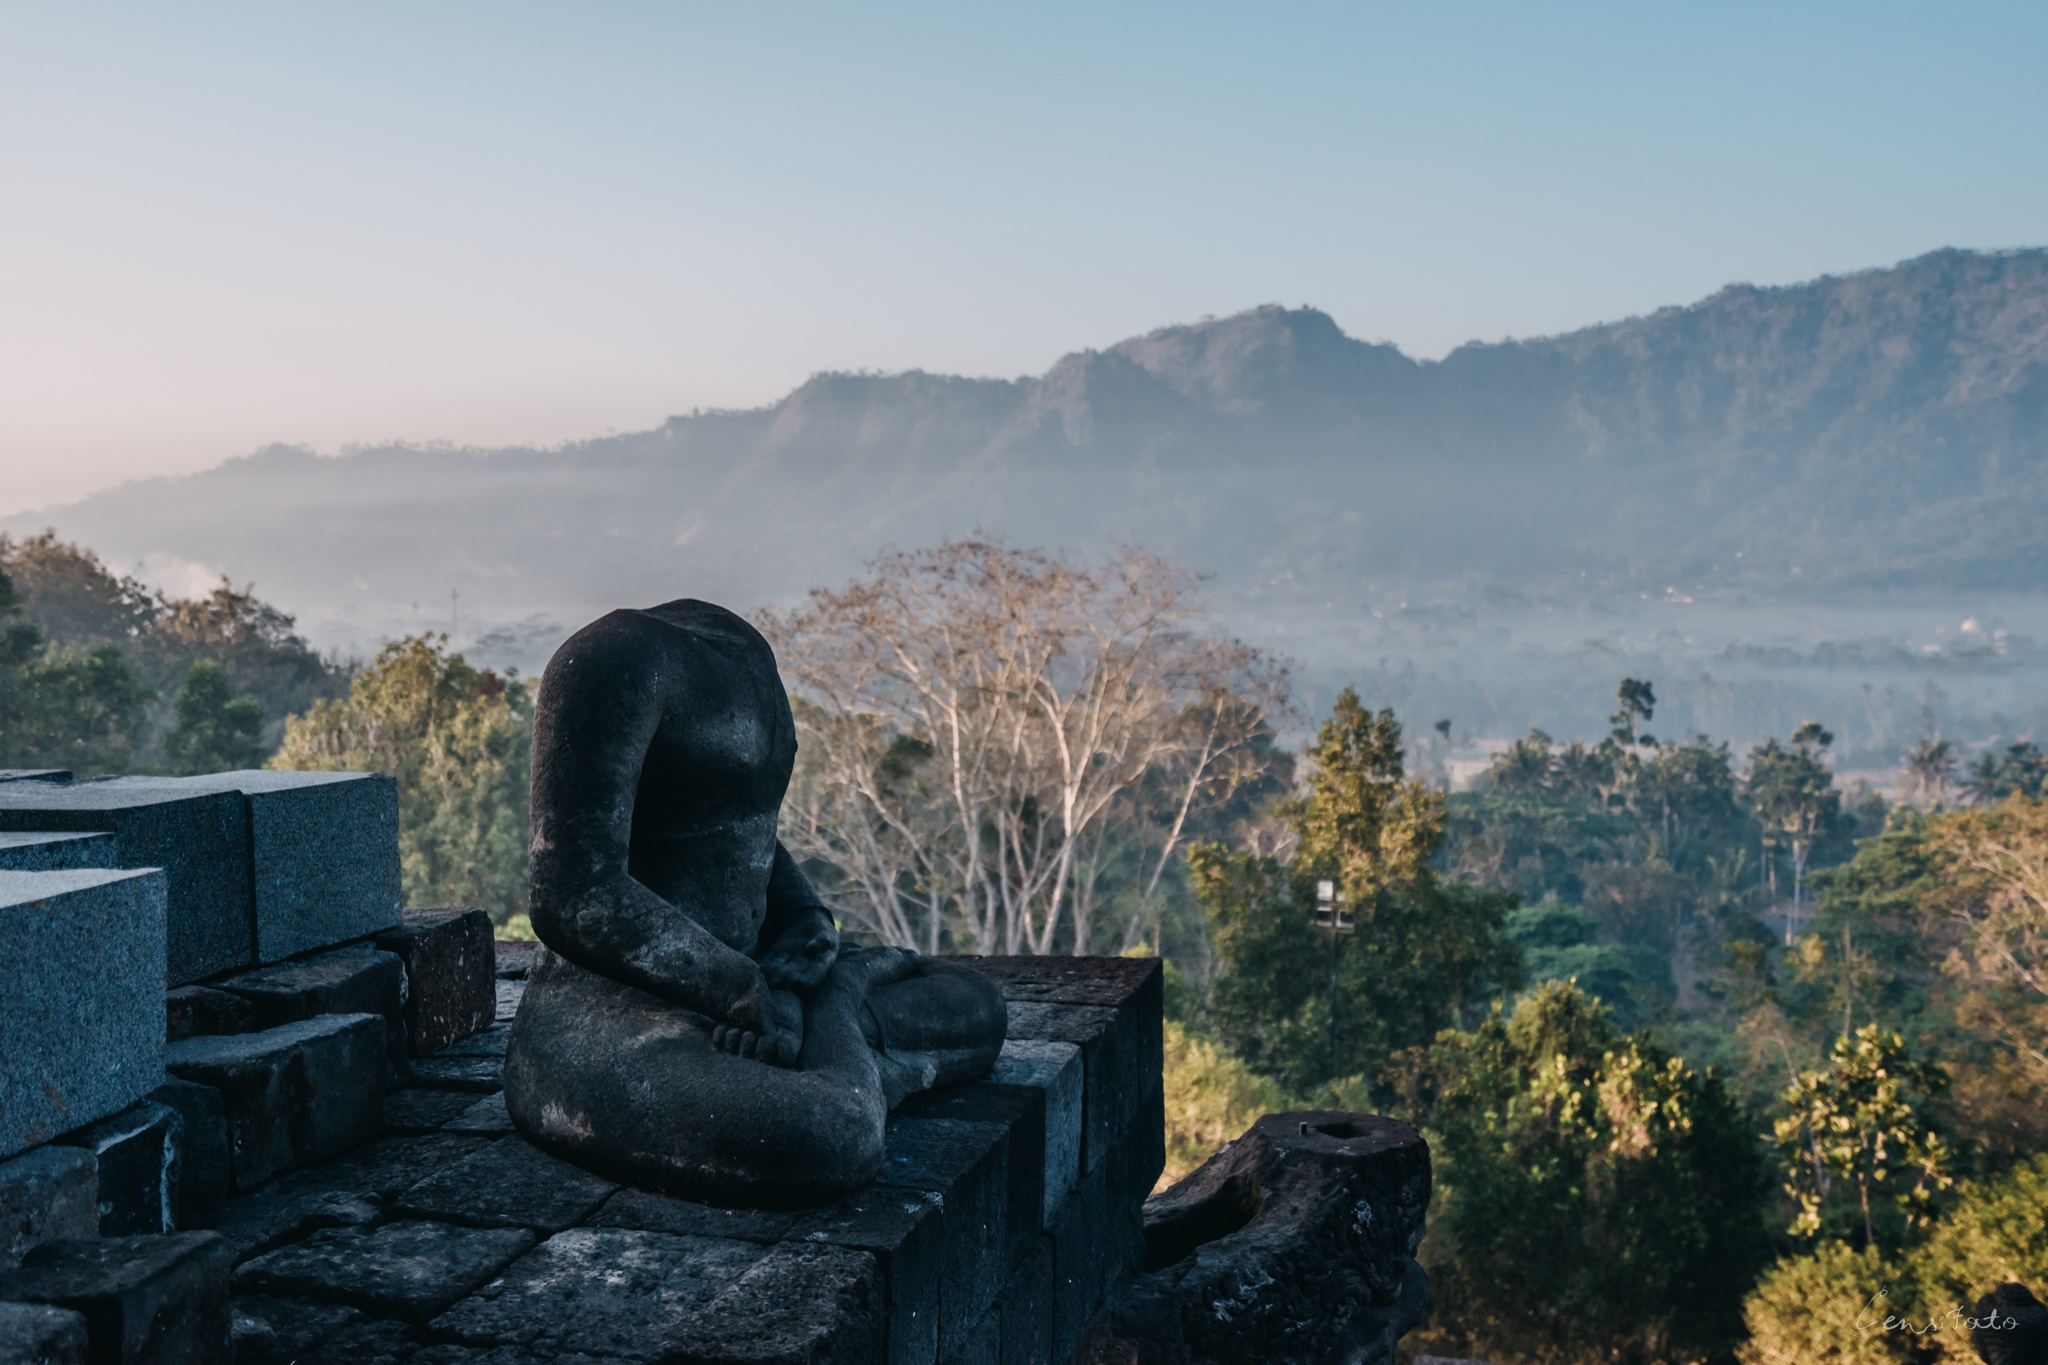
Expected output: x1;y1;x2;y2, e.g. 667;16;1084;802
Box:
1048;1154;1111;1365
0;779;251;985
492;941;538;980
987;1039;1081;1227
790;1184;945;1365
167;770;402;964
215;945;406;1066
0;831;115;872
382;1089;478;1135
230;1292;365;1364
997;1237;1053;1365
294;1134;493;1203
145;1080;229;1230
0;1231;235;1365
443;1094;514;1137
373;909;495;1057
55;1104;180;1237
0;770;70;784
405;1056;503;1093
0;867;167;1160
0;1299;89;1363
292;1317;419;1363
594;1188;795;1246
233;1220;533;1321
431;1226;766;1356
494;980;524;1024
938;1303;998;1365
394;1137;616;1234
668;1241;883;1365
213;1134;489;1261
440;1023;509;1058
0;1148;97;1271
897;1084;1043;1274
165;1014;387;1192
163;986;253;1044
875;1117;1008;1360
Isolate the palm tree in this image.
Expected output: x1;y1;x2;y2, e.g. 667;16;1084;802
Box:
1902;736;1956;808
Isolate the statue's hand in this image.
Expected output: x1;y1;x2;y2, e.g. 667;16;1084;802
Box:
715;976;803;1067
759;907;840;992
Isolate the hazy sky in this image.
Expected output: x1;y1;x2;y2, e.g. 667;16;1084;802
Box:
3;1;2044;516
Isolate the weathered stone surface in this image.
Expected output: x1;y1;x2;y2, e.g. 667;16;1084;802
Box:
1103;1112;1433;1365
406;1056;503;1093
0;867;167;1160
898;1084;1042;1275
169;771;402;964
147;1079;231;1231
441;1023;509;1058
164;986;254;1043
289;1317;419;1364
0;770;69;784
373;909;495;1057
790;1184;944;1365
0;779;251;985
212;1134;492;1261
938;1303;998;1365
298;1134;493;1203
593;1189;795;1246
0;830;115;872
55;1103;180;1237
0;1232;235;1365
233;1221;533;1321
492;941;538;980
667;1241;883;1365
987;1039;1081;1226
875;1116;1008;1359
0;1299;88;1364
1971;1281;2048;1365
381;1089;479;1136
0;1148;97;1271
431;1226;765;1357
493;980;524;1024
230;1292;364;1364
1048;1152;1112;1365
165;1015;388;1192
442;1094;514;1137
395;1137;616;1233
997;1237;1053;1365
215;946;406;1066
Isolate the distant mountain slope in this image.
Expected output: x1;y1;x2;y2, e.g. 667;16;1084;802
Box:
12;248;2048;661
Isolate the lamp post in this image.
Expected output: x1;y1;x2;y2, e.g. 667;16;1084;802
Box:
1314;878;1354;1080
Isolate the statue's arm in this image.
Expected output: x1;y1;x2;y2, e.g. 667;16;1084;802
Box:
526;621;763;1022
755;842;842;991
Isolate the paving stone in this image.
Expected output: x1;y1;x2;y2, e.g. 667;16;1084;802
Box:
875;1116;1008;1359
0;1147;97;1271
230;1292;364;1365
214;1175;383;1264
0;867;167;1160
0;1231;235;1365
986;1039;1081;1228
431;1226;766;1357
55;1103;180;1236
394;1137;616;1234
0;1299;88;1364
897;1084;1043;1274
491;942;538;980
382;1090;479;1136
442;1094;513;1137
164;986;254;1043
215;946;406;1066
166;1015;388;1192
233;1221;534;1322
590;1189;794;1246
0;779;251;985
168;771;402;964
439;1023;509;1059
373;909;495;1057
790;1185;944;1365
493;980;524;1024
291;1318;419;1365
997;1237;1053;1365
0;830;115;872
666;1241;882;1365
405;1056;503;1093
298;1134;494;1203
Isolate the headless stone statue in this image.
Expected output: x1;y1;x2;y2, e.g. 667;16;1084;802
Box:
503;600;1007;1208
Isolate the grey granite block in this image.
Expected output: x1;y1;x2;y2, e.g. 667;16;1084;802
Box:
0;830;115;872
0;867;167;1160
394;1137;616;1234
668;1241;883;1365
165;1014;387;1192
442;1094;513;1136
590;1189;795;1246
146;1080;229;1230
430;1226;765;1357
54;1103;180;1237
0;778;251;985
216;945;406;1066
997;1237;1053;1365
382;1089;479;1136
987;1039;1081;1227
0;1147;98;1271
233;1221;534;1321
230;1292;365;1364
897;1084;1043;1275
168;771;402;964
372;908;495;1056
164;985;254;1043
0;1232;235;1365
0;1299;88;1363
875;1116;1008;1360
790;1185;944;1365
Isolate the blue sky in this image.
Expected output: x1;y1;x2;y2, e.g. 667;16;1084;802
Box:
3;2;2044;513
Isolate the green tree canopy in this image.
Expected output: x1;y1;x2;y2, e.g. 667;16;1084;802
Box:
164;659;266;775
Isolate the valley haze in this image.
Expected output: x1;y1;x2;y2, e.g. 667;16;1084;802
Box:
14;247;2048;768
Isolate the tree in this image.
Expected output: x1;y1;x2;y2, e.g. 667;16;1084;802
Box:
1749;722;1842;943
1925;801;2048;1077
1612;676;1657;749
1962;743;2048;805
271;636;531;921
163;660;266;774
1905;736;1958;809
0;566;151;774
763;540;1287;955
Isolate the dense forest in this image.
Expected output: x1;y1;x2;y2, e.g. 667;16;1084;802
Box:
7;531;2045;1363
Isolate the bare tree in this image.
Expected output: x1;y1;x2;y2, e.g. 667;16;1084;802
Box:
761;539;1287;955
